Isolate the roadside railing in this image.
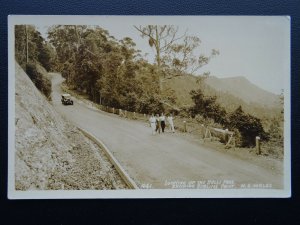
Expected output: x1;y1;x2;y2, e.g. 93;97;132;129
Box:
175;119;235;149
207;127;235;148
96;105;149;122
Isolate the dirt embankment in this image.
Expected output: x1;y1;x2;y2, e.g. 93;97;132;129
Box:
15;63;128;190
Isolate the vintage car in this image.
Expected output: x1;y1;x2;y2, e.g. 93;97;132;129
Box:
61;93;74;105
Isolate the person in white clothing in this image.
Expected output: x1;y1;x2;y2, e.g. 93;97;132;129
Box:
149;114;157;135
155;113;161;134
167;113;175;133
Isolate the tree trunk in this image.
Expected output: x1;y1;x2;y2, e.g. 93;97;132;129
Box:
25;25;29;63
155;26;163;92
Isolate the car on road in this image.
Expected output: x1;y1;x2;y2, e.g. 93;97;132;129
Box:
61;93;74;105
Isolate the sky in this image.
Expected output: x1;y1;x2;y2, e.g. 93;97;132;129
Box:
33;16;290;94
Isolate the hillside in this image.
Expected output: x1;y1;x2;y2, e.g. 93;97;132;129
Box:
15;62;127;190
205;76;280;108
165;75;199;107
166;74;281;119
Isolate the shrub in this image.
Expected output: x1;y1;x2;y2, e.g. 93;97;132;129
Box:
228;106;269;147
26;62;52;100
189;89;228;125
137;95;164;114
189;88;269;148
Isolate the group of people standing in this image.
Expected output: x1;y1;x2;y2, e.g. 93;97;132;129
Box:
149;113;175;135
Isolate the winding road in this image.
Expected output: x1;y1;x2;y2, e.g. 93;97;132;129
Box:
51;73;283;189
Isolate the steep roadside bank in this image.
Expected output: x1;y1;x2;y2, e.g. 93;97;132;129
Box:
15;62;128;190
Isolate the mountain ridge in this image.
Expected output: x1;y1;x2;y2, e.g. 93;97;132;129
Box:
204;75;280;107
166;74;281;119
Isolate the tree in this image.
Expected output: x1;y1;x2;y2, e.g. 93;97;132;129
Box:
134;59;166;113
15;25;55;71
15;25;27;68
134;25;219;90
37;42;55;71
190;88;228;125
15;25;54;99
228;106;269;147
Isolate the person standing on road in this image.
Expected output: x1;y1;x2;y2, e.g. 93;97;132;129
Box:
149;114;157;135
155;114;161;134
160;113;166;133
167;113;175;133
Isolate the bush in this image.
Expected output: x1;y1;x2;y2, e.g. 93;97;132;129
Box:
189;88;269;148
228;106;269;147
189;89;228;125
137;95;164;114
26;62;52;100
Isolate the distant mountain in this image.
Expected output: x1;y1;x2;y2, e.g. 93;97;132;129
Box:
166;74;282;119
204;76;280;108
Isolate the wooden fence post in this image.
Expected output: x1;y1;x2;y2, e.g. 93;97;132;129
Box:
183;121;187;132
256;136;261;155
225;129;229;143
201;124;205;138
204;127;212;142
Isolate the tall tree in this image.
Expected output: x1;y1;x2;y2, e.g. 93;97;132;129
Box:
134;25;219;90
15;25;54;71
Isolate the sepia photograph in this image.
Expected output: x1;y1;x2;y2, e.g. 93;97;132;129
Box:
8;15;291;198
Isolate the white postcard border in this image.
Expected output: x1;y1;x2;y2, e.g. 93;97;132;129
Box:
8;15;291;199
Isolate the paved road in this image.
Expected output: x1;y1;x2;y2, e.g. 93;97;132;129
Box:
51;73;283;189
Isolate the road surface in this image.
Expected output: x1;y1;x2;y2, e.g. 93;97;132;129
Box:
51;73;283;189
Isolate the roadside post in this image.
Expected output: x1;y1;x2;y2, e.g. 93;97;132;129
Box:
225;129;229;143
112;107;115;114
183;121;187;132
256;136;261;155
201;124;205;138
